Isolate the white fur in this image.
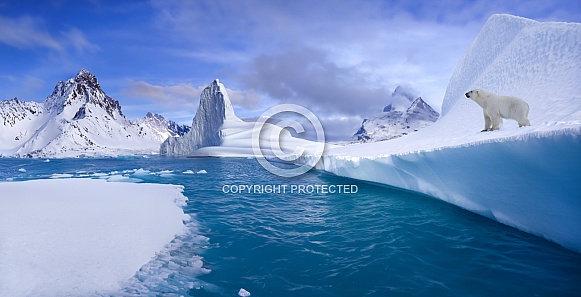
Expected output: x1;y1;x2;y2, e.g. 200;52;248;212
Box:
465;89;531;132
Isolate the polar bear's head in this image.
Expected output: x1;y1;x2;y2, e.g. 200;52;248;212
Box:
464;89;489;106
465;89;480;99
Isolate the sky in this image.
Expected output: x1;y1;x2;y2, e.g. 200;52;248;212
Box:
1;0;579;141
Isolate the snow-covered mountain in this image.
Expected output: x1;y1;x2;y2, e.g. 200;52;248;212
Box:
353;87;439;142
307;14;581;252
136;112;190;142
0;69;189;157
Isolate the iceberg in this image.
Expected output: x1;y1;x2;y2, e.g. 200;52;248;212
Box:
310;15;581;252
161;80;329;160
161;79;240;156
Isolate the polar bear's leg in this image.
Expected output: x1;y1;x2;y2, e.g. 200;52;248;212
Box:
518;103;531;127
491;115;501;131
482;113;492;132
519;106;531;127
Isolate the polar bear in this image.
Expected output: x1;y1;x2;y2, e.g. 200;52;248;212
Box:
465;89;530;132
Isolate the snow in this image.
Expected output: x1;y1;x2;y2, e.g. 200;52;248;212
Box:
308;15;581;252
0;178;188;296
0;99;44;152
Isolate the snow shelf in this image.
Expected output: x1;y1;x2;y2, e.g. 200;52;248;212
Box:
0;178;189;296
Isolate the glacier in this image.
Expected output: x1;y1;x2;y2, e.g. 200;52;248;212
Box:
309;15;581;252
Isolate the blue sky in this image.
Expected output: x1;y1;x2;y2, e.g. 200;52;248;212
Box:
1;0;579;140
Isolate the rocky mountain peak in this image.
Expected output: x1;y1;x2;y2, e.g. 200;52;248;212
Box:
354;88;439;143
74;68;101;91
44;69;123;120
144;112;165;122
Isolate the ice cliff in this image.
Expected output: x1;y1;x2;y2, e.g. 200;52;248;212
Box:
310;15;581;252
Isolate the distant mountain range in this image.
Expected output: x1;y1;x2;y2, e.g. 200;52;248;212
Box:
0;69;189;157
353;86;439;142
0;70;440;157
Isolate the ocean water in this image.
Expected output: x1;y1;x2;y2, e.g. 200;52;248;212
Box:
1;157;580;296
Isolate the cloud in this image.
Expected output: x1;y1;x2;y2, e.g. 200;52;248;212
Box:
0;15;63;50
61;28;101;53
0;14;100;55
122;80;263;111
320;115;365;142
239;47;392;117
226;88;262;110
149;0;481;118
123;80;202;109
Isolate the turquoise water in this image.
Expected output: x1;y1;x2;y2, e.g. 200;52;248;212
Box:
1;157;580;296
